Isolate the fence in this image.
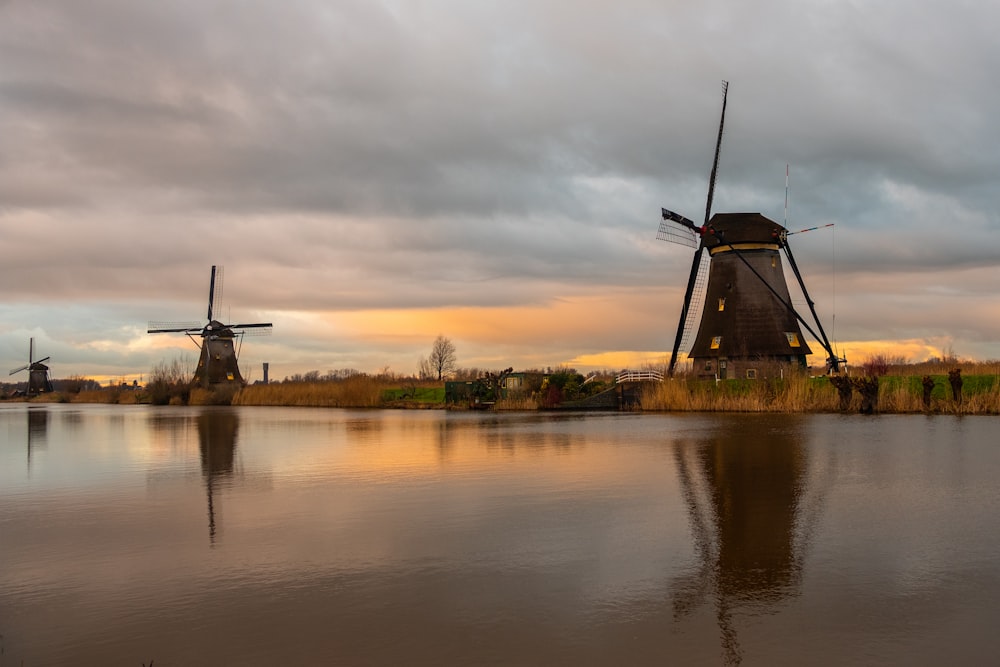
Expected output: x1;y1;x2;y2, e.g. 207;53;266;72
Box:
615;370;664;384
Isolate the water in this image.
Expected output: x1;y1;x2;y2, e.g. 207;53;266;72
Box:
1;404;998;666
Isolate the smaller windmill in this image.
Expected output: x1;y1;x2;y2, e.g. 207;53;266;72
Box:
9;337;54;396
148;266;272;386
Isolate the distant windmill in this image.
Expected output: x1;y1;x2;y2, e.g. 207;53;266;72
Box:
658;81;843;378
9;337;53;396
148;266;272;386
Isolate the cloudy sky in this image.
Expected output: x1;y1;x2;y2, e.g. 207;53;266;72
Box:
2;0;998;382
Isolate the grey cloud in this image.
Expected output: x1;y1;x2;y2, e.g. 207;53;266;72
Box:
2;0;999;374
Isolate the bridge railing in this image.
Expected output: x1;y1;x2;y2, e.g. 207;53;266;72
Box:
615;369;664;384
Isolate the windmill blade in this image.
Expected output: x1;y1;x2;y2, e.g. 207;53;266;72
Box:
786;223;834;236
10;364;30;375
213;266;225;320
34;356;51;365
148;321;203;333
662;208;700;230
231;323;273;336
657;219;699;249
207;265;218;322
234;326;273;337
704;80;729;227
679;253;710;350
668;246;708;376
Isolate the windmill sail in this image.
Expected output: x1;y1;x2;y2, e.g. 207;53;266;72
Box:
703;80;728;228
148;321;203;333
678;252;710;350
657;218;699;249
660;81;729;377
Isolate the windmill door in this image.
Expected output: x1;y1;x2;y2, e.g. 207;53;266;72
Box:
719;359;728;380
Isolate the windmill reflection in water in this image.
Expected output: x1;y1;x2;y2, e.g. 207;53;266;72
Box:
198;410;240;545
670;417;833;665
20;406;50;473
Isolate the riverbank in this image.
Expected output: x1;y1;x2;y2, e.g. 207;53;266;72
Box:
9;368;1000;415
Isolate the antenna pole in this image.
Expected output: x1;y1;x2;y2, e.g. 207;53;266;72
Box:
784;164;789;227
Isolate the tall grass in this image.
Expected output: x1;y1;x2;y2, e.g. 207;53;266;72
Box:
641;370;1000;414
641;372;837;412
71;388;141;404
233;376;385;408
494;395;540;411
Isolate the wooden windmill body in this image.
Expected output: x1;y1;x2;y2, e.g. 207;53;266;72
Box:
687;213;813;378
148;266;272;387
659;82;842;378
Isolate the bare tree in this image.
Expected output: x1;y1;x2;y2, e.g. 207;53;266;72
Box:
417;356;434;380
428;335;457;380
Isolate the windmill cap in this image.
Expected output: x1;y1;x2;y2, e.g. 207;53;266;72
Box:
703;213;787;247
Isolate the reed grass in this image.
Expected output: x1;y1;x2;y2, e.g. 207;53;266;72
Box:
641;372;834;412
233;376;386;408
71;389;140;404
494;395;540;411
641;370;1000;414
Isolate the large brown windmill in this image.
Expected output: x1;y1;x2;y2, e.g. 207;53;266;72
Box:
658;82;843;379
8;337;53;396
148;266;272;386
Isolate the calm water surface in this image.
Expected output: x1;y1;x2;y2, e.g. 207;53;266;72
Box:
1;404;998;666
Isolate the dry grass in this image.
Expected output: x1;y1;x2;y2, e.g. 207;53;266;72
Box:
876;372;1000;414
233;376;386;408
641;372;837;413
71;389;140;404
641;369;999;414
494;396;540;411
189;385;239;406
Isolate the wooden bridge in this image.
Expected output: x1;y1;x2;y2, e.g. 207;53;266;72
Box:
560;370;664;411
614;370;664;384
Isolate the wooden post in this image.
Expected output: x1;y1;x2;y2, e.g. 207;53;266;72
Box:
948;368;963;406
828;375;853;411
851;376;879;414
921;375;935;411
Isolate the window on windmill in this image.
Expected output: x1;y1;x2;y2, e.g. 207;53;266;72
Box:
227;372;235;381
705;361;713;371
718;297;726;311
711;336;722;350
771;256;777;268
746;369;757;379
785;332;801;347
